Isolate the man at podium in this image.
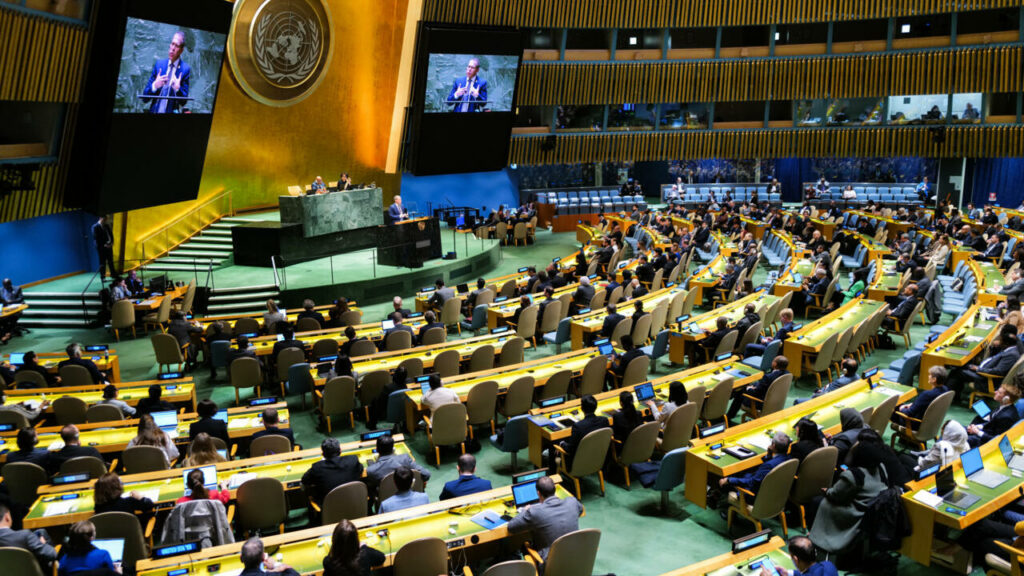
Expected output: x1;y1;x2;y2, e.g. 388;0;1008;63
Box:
143;31;190;114
388;195;409;223
447;58;488;113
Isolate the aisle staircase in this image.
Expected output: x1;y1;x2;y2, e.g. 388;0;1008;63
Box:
141;216;254;273
205;284;281;316
20;291;103;328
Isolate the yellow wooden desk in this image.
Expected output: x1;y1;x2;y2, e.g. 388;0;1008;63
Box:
714;232;738;257
525;356;762;467
846;210;913;237
976;259;1009;307
240;316;430;358
784;298;885;378
314;331;519;383
851;231;892;261
865;255;902;302
5;377;196;413
900;421;1024;566
485;281;594;331
402;347;612;433
740;216;768;241
1;303;28;319
668;291;779;365
569;286;682;350
684;379;915;508
919;304;1000;389
688;254;727;305
772;257;816;298
136;478;574;576
577;223;604;244
196;303;354;330
25;436;411;529
2;350;121;382
132;285;187;312
660;536;793;576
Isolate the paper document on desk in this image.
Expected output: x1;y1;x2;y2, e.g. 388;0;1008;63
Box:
47;441;65;452
227;472;257;490
913;490;943;508
43;502;76;517
977;323;993;330
712;372;733;383
963;336;984;343
745;435;772;451
138;300;156;307
528;416;553;427
873;386;902;397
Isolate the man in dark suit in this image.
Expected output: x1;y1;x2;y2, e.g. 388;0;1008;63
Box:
892;366;950;429
0;502;58;571
976;235;1004;260
464;278;488;314
882;284;919;330
537;287;558;323
136;384;176;416
300;437;363;508
734;304;761;338
556;395;610;471
428;279;456;311
238;538;300;576
45;425;103;475
447;57;488;112
387;195;409;223
600;303;624;339
1001;269;1024;298
296;299;326;328
948;336;1022;402
635;256;655;284
716;433;791;495
142;31;190;114
510;296;532;326
610;335;646;387
57;343;107;384
966;380;1022;447
272;325;306;358
440;454;493;500
744;308;796;358
189;399;230;445
338;326;366;358
5;428;48;467
384;312;415;349
506;476;583;562
628;278;648;299
417;311;445;344
699;317;734;362
14;352;57;387
572;276;596;311
727;355;790;421
250;407;294;454
388;296;412;320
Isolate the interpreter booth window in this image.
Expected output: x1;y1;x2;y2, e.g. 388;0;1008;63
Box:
989;92;1018;123
615;29;664;60
526;29;562;50
514;105;554;129
824;98;884;126
659;103;708;130
795;100;826;127
667;28;716;58
556;105;604;131
950;93;982;124
608;103;655;131
887;94;948;125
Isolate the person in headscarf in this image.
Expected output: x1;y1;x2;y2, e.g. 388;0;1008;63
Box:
911;420;970;472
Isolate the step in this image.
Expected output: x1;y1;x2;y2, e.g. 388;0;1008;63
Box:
206;301;268;313
142;263;216;272
220;217;255;224
23;291;102;300
208;290;278;303
210;284;279;295
187;236;233;245
21;308;95;317
23;298;104;308
168;249;232;259
202;228;233;237
20;318;94;328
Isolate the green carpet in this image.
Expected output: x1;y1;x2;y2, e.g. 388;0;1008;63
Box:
6;225;982;575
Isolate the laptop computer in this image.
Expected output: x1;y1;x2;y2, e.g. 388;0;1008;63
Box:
150;410;178;438
456;283;469;294
634;382;656;404
999;435;1024;471
213;410;229;424
92;539;125;568
972;400;993;420
511;480;541;508
961;447;1009;488
935;465;980;508
182;465;218;496
416;375;432;395
595;338;614;358
7;353;24;366
381;320;395;331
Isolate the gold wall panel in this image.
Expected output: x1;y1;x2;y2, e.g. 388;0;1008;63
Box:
120;0;412;261
0;6;87;102
425;0;1021;28
509;126;1024;165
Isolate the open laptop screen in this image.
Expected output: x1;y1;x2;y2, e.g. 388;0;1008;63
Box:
182;465;218;496
634;382;655;403
150;410;177;430
92;539;125;564
960;447;984;477
7;353;25;365
512;480;540;508
213;410;229;424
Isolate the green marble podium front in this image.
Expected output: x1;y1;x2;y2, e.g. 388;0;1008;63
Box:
279;187;384;238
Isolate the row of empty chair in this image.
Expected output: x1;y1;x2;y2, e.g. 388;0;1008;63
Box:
660;183;780;205
805;182;924;205
535;187;647;215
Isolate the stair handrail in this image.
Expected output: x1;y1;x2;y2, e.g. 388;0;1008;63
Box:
135;190;234;268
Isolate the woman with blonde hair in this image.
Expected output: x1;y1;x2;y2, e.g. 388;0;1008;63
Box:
183;432;227;467
126;413;179;464
263;299;286;333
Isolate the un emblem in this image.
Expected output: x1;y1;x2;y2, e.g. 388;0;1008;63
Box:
228;0;334;106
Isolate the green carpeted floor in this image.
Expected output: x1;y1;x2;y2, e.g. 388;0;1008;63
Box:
6;223;982;575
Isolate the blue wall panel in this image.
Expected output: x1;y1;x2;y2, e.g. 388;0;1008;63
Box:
0;211;96;284
400;170;519;218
